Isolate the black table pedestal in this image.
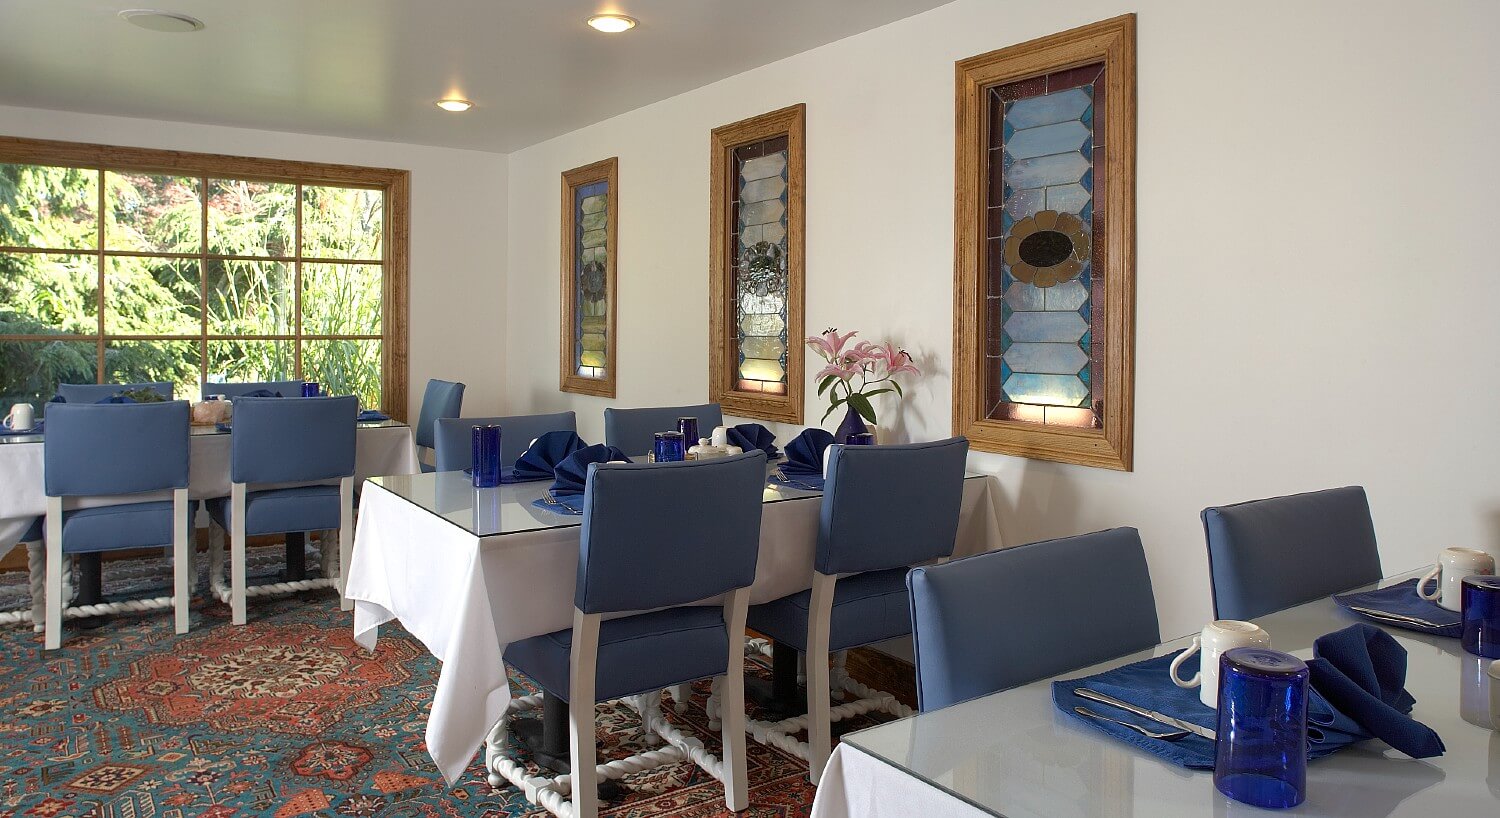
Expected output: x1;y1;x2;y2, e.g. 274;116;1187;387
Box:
509;691;624;800
744;641;806;720
283;532;306;581
71;552;112;629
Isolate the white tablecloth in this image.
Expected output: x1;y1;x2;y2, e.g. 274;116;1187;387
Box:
347;476;1005;784
0;424;418;546
810;744;993;818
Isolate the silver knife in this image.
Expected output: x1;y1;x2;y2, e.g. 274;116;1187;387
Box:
1346;605;1446;629
1074;688;1216;740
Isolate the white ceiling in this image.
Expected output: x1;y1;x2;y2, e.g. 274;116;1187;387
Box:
0;0;954;153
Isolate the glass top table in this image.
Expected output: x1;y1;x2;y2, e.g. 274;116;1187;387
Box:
0;418;404;446
368;467;989;539
840;570;1499;817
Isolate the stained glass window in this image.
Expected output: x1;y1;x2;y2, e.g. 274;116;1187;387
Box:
559;158;616;397
732;136;790;396
952;16;1135;470
985;63;1106;430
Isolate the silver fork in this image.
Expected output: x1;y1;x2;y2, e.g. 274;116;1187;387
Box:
1073;706;1190;741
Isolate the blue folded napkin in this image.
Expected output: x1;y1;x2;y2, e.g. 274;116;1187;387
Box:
1334;578;1461;638
510;431;587;482
95;395;136;404
726;423;779;459
0;418;42;436
1307;624;1444;759
239;389;282;398
1052;652;1369;769
530;444;632;515
215;422;232;432
357;409;390;422
769;428;833;489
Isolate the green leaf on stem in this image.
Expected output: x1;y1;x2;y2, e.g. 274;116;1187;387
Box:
817;375;838;397
891;380;903;397
847;392;877;425
821;395;845;423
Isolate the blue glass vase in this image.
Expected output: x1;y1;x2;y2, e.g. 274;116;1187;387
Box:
677;417;700;450
471;424;502;488
1461;575;1500;659
833;404;868;445
654;431;685;463
1214;647;1309;810
301;382;321;398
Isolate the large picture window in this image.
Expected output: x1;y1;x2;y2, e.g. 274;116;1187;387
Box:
0;137;408;415
953;16;1135;470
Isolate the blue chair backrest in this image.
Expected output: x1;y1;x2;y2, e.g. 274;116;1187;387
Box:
908;527;1161;712
415;379;465;450
603;403;723;455
817;437;969;575
433;411;578;471
229;396;357;485
56;382;173;403
44;401;190;497
576;451;766;614
204;380;304;399
1201;486;1381;621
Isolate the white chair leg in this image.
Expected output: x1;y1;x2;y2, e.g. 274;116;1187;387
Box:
230;483;248;625
721;588;750;811
668;683;691;714
805;572;837;784
173;488;190;634
830;650;849;700
26;540;45;633
568;608;601;818
44;499;64;650
339;476;354;611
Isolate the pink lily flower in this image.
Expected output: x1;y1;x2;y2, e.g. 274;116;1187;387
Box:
873;342;921;377
806;328;857;362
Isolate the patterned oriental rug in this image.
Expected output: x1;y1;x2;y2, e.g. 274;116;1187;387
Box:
0;551;869;818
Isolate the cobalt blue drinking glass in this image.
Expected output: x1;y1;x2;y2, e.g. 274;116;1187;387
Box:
1214;647;1309;810
654;431;685;463
847;432;876;446
1461;575;1500;659
301;382;321;397
472;424;502;488
677;417;700;448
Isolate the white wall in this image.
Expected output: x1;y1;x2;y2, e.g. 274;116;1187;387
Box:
505;0;1500;638
0;104;509;420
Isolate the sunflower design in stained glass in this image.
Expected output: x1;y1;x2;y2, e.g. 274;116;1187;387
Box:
580;259;607;303
738;240;786;298
1004;210;1090;288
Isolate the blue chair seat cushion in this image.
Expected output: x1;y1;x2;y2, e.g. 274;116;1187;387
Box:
207;485;341;537
747;567;912;653
504;606;729;703
60;502;175;553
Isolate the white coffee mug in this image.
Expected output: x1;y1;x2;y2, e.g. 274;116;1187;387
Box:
3;403;34;431
1418;547;1496;611
1169;620;1272;708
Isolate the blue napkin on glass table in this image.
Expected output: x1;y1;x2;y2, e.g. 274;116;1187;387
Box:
239;389;282;398
726;423;779;459
530;444;632;515
0;418;42;436
769;428;833;490
1333;579;1462;638
95;395;137;404
357;409;390;423
509;431;587;482
215;422;233;433
1308;624;1445;759
1052;651;1370;770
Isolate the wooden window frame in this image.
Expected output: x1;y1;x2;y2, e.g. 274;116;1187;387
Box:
0;135;410;419
708;104;806;424
558;157;618;398
952;15;1136;470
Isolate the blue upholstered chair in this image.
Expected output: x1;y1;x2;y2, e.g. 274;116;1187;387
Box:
415;379;465;472
203;380;304;399
42;401;192;649
55;381;173;403
499;451;767;818
433;411;577;472
206;396;358;624
1201;486;1382;621
603;403;723;455
908;527;1160;713
744;437;969;782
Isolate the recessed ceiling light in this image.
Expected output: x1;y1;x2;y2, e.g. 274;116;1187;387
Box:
118;9;205;33
436;98;473;112
587;14;637;33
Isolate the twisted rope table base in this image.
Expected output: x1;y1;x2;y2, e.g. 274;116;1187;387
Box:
485;688;734;818
208;531;341;603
